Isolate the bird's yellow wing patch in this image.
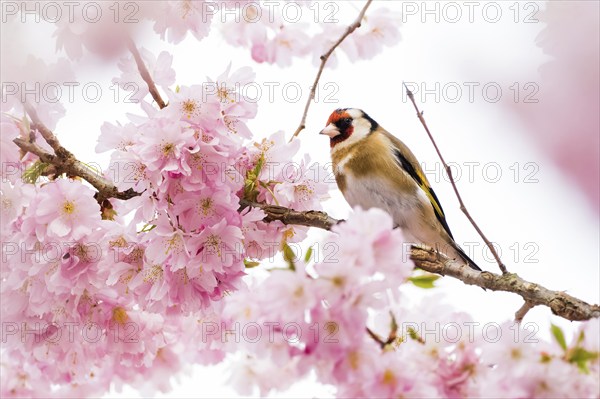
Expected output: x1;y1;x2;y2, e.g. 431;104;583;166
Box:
415;169;443;215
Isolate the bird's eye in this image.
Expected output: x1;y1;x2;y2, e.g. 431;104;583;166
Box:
337;117;352;129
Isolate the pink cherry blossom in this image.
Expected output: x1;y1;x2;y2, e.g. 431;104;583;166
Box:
149;0;213;44
349;8;402;60
52;1;140;60
21;179;101;241
0;116;23;183
137;117;198;176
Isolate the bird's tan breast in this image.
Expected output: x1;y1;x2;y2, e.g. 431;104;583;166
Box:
331;132;417;196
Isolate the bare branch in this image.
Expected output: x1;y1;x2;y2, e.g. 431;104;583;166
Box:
239;199;339;230
515;301;536;323
126;37;167;109
403;83;508;275
290;0;373;141
411;247;598;321
243;201;600;322
13;138;57;164
13;119;141;203
366;327;388;349
23;103;72;159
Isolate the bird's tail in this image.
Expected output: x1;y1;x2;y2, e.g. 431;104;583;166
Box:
450;241;482;271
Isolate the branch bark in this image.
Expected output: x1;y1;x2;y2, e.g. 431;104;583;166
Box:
290;0;373;141
239;199;339;230
13;115;141;203
23;103;73;158
403;83;508;275
244;200;600;322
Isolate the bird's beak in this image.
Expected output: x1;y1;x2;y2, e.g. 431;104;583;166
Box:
319;124;340;138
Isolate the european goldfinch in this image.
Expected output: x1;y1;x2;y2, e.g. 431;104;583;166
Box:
320;108;481;271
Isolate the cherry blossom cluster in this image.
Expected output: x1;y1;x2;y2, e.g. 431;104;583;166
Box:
0;57;328;396
6;0;400;67
221;4;401;67
218;207;600;398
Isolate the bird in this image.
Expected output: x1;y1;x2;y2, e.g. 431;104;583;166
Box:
320;108;481;271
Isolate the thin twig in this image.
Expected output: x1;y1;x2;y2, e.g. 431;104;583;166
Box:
403;82;508;275
126;37;167;109
515;301;536;323
290;0;373;141
366;327;387;349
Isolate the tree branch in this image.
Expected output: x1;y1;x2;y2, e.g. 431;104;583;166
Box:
239;199;339;230
515;301;536;323
290;0;373;141
23;103;73;159
13;118;141;203
411;247;599;321
126;37;167;109
403;83;508;275
243;201;600;322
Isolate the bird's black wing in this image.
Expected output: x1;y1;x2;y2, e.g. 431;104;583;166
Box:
392;148;454;240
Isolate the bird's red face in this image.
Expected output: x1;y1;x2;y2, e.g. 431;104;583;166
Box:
320;108;378;149
320;108;354;148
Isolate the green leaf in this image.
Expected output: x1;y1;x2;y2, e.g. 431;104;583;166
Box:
568;347;599;373
243;259;260;269
407;327;421;341
242;153;266;202
243;178;257;202
551;324;567;351
304;246;313;263
408;273;440;289
282;242;296;271
22;161;50;184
